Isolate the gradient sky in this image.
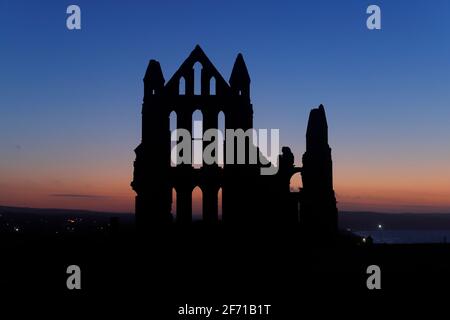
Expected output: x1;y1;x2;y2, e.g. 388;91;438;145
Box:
1;0;450;213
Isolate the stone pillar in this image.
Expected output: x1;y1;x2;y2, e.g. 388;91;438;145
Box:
177;186;192;223
203;187;218;223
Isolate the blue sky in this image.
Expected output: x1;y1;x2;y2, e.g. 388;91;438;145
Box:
1;0;450;212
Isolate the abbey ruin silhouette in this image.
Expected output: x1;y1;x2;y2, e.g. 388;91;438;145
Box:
131;45;337;233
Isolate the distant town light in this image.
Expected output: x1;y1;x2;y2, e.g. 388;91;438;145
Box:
378;224;383;229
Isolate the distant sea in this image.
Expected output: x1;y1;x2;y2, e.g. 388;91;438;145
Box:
354;230;450;244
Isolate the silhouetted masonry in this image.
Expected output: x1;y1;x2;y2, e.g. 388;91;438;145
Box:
131;45;337;233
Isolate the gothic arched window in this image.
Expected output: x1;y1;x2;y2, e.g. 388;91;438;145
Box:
192;109;203;168
209;76;216;95
170;111;177;167
179;77;186;95
218;111;225;167
193;62;202;95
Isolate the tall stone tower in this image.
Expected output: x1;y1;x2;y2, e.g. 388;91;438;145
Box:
131;59;172;227
300;105;338;234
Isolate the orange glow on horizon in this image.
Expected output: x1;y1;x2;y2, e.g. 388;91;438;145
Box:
1;157;450;214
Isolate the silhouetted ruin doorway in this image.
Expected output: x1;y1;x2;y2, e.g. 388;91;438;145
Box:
171;188;177;221
192;186;203;221
290;172;302;192
218;187;223;221
290;172;302;223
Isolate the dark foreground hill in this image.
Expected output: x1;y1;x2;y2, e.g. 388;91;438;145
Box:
2;206;450;235
1;206;450;311
0;205;134;235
